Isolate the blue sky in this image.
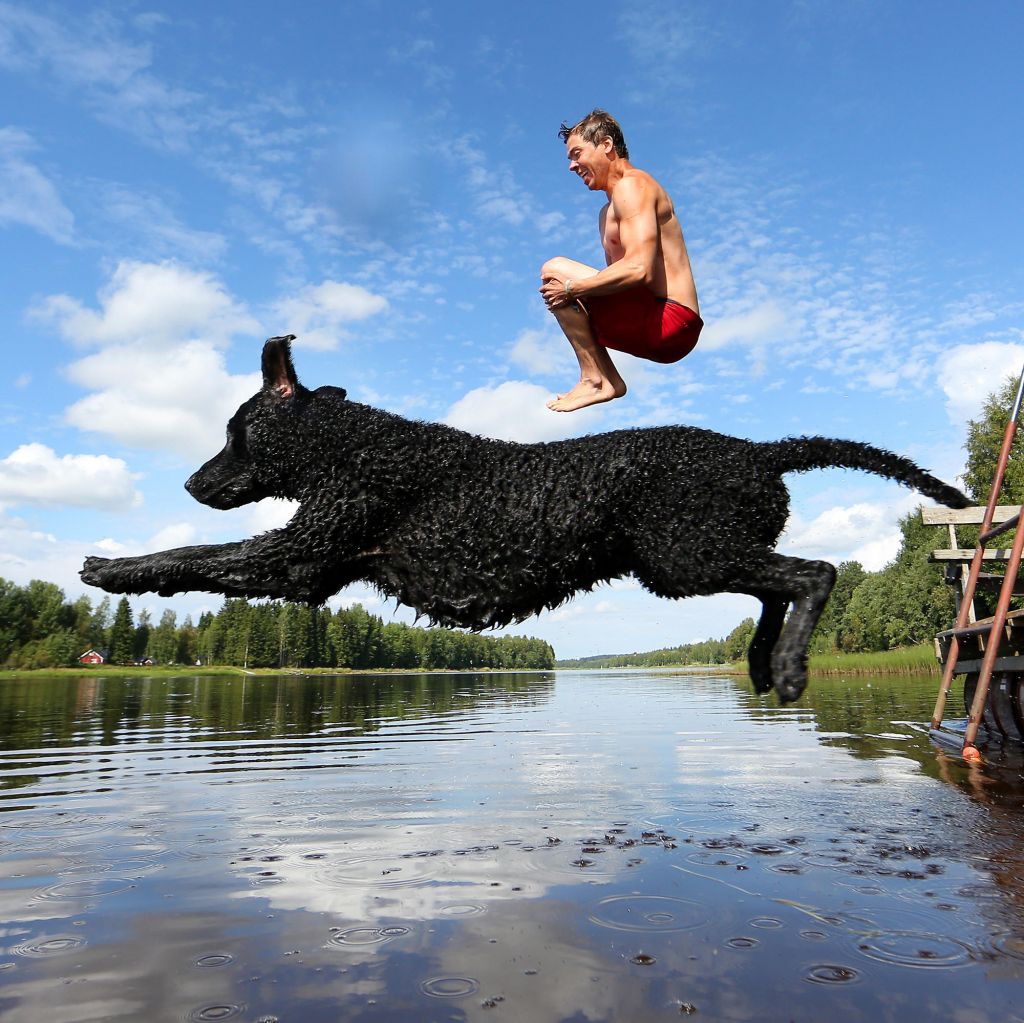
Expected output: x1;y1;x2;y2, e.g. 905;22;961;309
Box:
2;0;1022;659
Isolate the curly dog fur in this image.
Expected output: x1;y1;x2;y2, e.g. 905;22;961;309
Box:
81;336;969;702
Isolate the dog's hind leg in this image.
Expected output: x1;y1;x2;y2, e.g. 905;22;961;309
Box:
739;555;836;703
746;594;788;694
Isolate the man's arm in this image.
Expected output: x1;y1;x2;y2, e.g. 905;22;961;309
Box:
571;176;660;298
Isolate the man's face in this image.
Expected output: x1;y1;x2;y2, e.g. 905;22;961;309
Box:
566;132;612;191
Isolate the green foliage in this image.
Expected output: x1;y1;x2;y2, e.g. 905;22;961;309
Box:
557;631;734;669
0;575;555;672
810;561;867;653
108;597;135;664
963;373;1024;503
150;609;178;665
724;618;757;662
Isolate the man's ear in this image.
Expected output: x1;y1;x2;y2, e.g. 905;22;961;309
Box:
262;335;299;399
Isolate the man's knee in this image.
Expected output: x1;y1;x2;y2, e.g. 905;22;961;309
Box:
540;256;572;280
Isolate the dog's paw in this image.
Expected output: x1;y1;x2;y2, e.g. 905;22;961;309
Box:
770;664;807;703
80;556;112;587
80;555;136;593
768;649;809;704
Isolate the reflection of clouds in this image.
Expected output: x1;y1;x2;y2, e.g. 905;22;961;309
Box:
6;670;1024;1018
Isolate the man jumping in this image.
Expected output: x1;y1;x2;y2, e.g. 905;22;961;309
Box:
540;110;701;412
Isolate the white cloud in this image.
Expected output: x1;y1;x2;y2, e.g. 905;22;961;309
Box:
780;496;920;570
33;259;259;349
443;380;605;442
64;340;260;459
101;184;228;262
508;326;575;376
0;443;141;510
28;261;269;459
0;4;198;151
449;135;565;237
0;126;75;243
698;300;788;351
0;514;89;594
30;262;384;464
147;522;198;551
937;340;1024;426
271;280;388;351
246;498;299;534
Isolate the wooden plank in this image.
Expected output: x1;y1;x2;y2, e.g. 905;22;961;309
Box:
929;549;1016;562
953;606;1024;630
947;656;1024;674
922;505;1021;525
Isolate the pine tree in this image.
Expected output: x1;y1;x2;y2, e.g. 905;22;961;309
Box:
109;597;135;663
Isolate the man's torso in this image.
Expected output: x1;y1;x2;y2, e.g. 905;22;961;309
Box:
599;168;698;312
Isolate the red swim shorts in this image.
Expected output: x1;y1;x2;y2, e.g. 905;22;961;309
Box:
583;288;703;364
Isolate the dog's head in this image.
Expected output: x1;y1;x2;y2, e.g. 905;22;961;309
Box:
186;335;339;509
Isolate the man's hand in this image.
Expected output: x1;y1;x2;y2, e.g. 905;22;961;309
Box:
540;273;574;310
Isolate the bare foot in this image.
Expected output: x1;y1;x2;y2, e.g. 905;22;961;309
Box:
546;375;626;412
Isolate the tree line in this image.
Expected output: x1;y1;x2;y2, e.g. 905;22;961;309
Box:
0;584;554;672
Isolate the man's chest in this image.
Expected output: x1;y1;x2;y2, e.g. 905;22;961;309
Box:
599;206;624;257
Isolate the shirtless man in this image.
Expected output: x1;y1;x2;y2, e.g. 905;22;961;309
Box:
540;110;701;412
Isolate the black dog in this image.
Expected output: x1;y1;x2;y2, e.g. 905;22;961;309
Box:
81;336;968;702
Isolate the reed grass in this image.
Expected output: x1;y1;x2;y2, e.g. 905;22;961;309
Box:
806;642;939;675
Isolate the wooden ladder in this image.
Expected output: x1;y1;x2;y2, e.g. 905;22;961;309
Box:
930;365;1024;756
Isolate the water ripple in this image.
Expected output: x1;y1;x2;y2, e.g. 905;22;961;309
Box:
327;925;411;947
420;976;479;998
854;930;974;969
12;934;87;958
589;895;709;933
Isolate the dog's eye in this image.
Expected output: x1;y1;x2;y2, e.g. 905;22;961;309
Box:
226;428;248;459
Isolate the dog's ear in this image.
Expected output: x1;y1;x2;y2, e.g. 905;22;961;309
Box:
262;335;299;399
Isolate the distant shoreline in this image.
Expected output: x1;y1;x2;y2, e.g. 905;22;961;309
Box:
1;645;943;680
555;643;941;676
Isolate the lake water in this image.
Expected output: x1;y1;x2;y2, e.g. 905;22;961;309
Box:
1;669;1023;1022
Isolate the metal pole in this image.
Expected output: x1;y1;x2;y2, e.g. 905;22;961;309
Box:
963;511;1024;750
931;364;1024;730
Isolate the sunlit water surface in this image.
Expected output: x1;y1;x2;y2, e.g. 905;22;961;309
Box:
2;670;1024;1022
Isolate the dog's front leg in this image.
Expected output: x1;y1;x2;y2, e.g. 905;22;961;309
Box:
81;538;283;599
80;527;362;602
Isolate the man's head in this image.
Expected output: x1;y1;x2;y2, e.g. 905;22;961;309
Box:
558;110;629;159
558;110;629;191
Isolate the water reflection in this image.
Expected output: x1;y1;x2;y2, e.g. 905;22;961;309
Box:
0;669;1023;1022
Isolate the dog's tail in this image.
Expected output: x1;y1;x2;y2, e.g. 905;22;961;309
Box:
763;436;971;508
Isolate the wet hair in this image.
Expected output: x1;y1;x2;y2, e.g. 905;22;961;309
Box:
558;109;629;160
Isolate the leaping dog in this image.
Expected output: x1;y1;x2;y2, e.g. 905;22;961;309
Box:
81;336;968;702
